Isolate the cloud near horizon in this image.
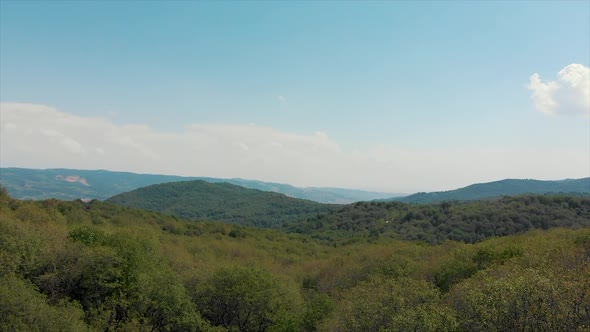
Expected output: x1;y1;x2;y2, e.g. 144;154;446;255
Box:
1;102;588;192
528;64;590;117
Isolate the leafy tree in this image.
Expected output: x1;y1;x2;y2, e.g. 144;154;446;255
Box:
434;245;522;292
449;264;590;331
1;193;589;332
301;291;335;331
0;274;89;332
195;266;303;331
323;276;457;331
285;195;590;245
134;269;207;331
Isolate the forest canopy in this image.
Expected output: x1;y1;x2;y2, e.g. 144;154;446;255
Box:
1;188;589;331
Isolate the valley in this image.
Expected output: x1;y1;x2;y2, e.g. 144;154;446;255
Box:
1;183;589;331
2;1;588;331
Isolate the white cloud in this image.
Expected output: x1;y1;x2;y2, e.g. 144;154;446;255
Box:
1;102;588;192
39;129;85;154
277;95;286;103
528;64;590;116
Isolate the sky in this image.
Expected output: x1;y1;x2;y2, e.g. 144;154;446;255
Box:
0;1;589;193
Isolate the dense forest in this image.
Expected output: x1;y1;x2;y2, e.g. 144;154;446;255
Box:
285;195;590;245
105;180;590;244
1;187;589;331
106;180;339;228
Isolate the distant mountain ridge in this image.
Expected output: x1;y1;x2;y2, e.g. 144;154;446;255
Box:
381;178;590;204
106;180;339;228
0;167;399;204
2;168;588;205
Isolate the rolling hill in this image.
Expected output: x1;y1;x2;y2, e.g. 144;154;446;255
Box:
381;178;590;204
0;167;398;203
284;195;590;244
3;188;590;331
106;180;339;227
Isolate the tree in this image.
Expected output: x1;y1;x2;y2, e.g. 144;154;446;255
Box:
0;274;88;332
323;276;457;332
195;266;302;331
449;264;590;331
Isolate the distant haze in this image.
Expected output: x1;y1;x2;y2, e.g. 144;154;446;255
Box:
1;102;588;192
0;167;400;204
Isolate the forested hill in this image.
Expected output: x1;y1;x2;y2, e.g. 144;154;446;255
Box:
106;180;339;227
381;178;590;203
0;167;398;203
2;188;590;331
284;195;590;244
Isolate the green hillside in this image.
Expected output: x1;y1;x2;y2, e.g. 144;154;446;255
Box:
0;167;398;203
285;195;590;245
381;178;590;203
1;189;589;331
106;180;339;228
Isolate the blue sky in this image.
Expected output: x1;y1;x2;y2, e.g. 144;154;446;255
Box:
1;1;589;192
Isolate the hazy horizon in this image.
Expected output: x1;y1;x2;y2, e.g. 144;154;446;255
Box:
1;1;589;192
2;166;589;197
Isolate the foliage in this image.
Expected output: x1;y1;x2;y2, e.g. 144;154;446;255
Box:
448;265;590;331
194;266;302;331
107;180;339;227
433;245;523;291
285;195;590;244
1;190;590;331
321;276;457;331
301;291;335;331
0;274;89;332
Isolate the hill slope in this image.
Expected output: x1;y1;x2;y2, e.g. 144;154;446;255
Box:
383;178;590;203
106;180;339;227
285;195;590;244
0;167;398;203
2;190;590;331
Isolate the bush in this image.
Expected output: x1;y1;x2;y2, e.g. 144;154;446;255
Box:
0;274;88;332
195;266;303;331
